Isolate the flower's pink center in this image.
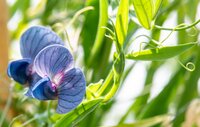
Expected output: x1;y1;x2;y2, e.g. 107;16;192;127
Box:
52;72;64;89
26;64;35;76
51;82;57;91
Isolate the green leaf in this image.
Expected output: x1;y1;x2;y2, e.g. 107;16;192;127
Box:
79;0;99;65
126;42;196;61
89;0;108;64
152;0;163;19
111;115;171;127
132;0;154;29
54;98;103;127
115;0;129;46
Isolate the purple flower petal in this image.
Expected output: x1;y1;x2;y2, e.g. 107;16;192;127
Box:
34;45;74;79
56;68;86;114
30;77;57;100
7;58;31;84
20;26;64;59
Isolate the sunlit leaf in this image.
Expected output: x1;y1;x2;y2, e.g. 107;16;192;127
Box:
132;0;154;29
126;42;196;61
54;98;103;127
115;0;129;46
152;0;163;19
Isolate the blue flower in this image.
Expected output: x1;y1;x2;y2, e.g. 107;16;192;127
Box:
32;45;86;114
8;26;64;87
7;26;86;114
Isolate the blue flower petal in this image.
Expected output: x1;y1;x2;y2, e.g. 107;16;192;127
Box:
56;68;86;114
20;26;64;59
7;59;31;84
25;73;42;98
30;77;57;100
34;45;74;79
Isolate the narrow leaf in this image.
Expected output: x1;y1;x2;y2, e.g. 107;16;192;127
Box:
116;0;129;46
132;0;154;29
126;42;196;61
89;0;108;63
54;98;103;127
152;0;163;19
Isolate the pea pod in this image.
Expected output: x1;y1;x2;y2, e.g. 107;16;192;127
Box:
126;42;197;61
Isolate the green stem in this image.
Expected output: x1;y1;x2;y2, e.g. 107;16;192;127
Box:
102;53;125;102
154;19;200;31
97;70;114;97
9;115;24;127
0;83;14;127
19;113;47;127
103;79;120;102
47;101;52;119
19;117;37;127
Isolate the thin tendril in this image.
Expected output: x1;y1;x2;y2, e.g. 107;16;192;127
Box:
9;114;24;127
154;19;200;31
63;29;74;52
108;18;121;53
52;23;73;52
101;26;115;37
126;34;159;52
68;6;94;26
133;35;159;44
159;30;174;45
186;26;198;37
19;117;37;127
135;42;158;56
105;34;115;41
158;23;187;45
177;60;195;72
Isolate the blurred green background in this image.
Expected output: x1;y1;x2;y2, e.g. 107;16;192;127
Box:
0;0;200;127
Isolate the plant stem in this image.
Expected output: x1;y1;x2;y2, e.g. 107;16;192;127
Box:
9;115;24;127
97;70;114;97
154;19;200;31
0;83;14;127
20;117;37;127
47;101;52;119
103;79;120;102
